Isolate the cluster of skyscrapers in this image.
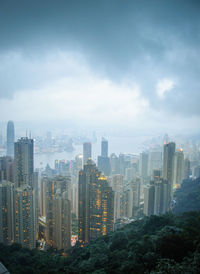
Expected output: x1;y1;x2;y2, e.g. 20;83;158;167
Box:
0;122;37;249
143;142;190;216
0;121;196;251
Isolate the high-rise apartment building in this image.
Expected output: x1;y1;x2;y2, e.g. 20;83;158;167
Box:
0;181;15;244
45;178;57;245
101;137;108;158
124;163;137;183
40;176;48;217
6;121;15;158
33;171;39;240
154;179;170;215
45;176;71;250
184;158;190;180
14;185;35;249
123;178;140;218
110;153;119;175
139;152;149;183
143;183;155;216
163;142;176;197
109;174;123;222
119;154;131;176
14;137;34;187
143;179;170;216
98;138;110;176
78;160;114;245
52;190;71;250
13;137;36;249
172;149;184;187
0;156;14;183
83;142;92;165
148;151;162;177
75;154;83;175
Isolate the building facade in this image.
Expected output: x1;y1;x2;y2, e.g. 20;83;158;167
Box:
14;137;34;187
78;160;114;245
6;121;15;158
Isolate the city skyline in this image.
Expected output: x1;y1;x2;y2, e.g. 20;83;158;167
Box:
1;118;200;256
0;1;200;272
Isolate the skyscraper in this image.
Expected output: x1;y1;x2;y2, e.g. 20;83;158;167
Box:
6;121;15;158
78;160;114;245
45;176;71;249
89;174;114;241
75;154;83;175
52;190;71;250
45;178;57;245
154;179;170;215
83;142;92;165
13;137;36;249
110;153;119;175
0;181;15;245
184;158;190;180
101;137;108;158
0;156;14;183
143;183;155;216
98;138;110;176
14;185;35;249
172;149;184;187
139;152;148;183
148;151;162;177
110;174;123;222
144;178;170;217
163;142;176;197
71;154;83;217
14;137;34;187
123;178;140;218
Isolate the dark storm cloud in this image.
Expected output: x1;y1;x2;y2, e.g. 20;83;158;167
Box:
0;0;200;116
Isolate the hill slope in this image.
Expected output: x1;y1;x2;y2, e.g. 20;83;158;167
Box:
1;211;200;273
1;178;200;273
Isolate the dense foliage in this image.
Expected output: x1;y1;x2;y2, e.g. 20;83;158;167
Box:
1;211;200;273
1;178;200;273
173;177;200;214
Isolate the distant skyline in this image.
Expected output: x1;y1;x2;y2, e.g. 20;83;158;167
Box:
0;0;200;135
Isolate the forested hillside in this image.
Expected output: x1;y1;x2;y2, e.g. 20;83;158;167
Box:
1;211;200;273
173;177;200;214
1;178;200;273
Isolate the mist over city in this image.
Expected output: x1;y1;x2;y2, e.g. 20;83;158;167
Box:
0;1;200;273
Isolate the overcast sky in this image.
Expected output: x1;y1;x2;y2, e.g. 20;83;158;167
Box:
0;0;200;135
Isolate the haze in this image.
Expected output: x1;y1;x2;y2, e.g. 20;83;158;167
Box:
0;0;200;135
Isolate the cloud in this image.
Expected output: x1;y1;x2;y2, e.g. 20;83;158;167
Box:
156;79;174;99
0;0;200;133
0;51;148;126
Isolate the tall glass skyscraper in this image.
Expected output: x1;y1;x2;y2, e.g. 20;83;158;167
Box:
78;160;114;245
101;137;108;158
98;138;110;176
6;121;15;158
14;137;34;188
163;142;176;197
15;185;35;249
83;142;92;165
13;137;36;249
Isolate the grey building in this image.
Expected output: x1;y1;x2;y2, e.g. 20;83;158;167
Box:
14;137;34;187
0;181;15;245
6;121;15;158
83;142;92;165
14;185;36;249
